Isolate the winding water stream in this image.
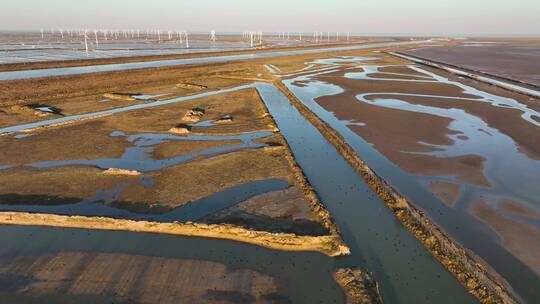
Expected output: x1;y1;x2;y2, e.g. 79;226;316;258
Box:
282;60;540;302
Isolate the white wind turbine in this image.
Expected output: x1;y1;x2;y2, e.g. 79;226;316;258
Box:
185;31;189;48
94;30;99;46
83;30;89;54
210;30;216;42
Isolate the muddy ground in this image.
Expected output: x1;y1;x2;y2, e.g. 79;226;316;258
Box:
404;42;540;86
0;251;286;304
282;49;540;286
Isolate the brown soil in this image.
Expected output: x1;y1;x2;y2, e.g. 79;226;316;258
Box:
364;72;426;80
385;93;540;160
201;187;328;236
0;121;128;164
316;90;489;186
0;166;134;205
427;181;462;208
96;88;274;136
319;72;479;98
119;149;296;211
471;200;540;275
378;65;431;77
499;200;540;221
0;252;285;304
153;139;243;160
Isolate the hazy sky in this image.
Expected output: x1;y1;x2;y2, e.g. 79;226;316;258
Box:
1;0;539;36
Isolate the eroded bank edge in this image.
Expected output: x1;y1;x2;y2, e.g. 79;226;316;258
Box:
334;268;384;304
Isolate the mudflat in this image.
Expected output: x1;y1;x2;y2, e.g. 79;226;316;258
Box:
404;42;540;86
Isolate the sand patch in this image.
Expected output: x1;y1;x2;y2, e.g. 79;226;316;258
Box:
427;181;461;208
471;199;540;275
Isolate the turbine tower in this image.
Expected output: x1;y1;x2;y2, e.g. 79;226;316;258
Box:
83;30;89;54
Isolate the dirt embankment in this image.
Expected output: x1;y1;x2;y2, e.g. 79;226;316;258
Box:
274;81;518;304
0;212;349;257
333;268;383;304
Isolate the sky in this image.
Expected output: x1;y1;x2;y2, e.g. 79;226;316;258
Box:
1;0;539;36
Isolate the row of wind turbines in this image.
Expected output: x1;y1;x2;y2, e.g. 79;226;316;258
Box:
39;29;194;53
36;28;354;54
245;31;352;47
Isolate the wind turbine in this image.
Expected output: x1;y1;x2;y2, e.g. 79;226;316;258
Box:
83;30;89;54
94;30;99;46
185;31;189;48
210;30;216;42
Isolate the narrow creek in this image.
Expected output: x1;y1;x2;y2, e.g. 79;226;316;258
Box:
256;83;475;303
0;179;289;223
